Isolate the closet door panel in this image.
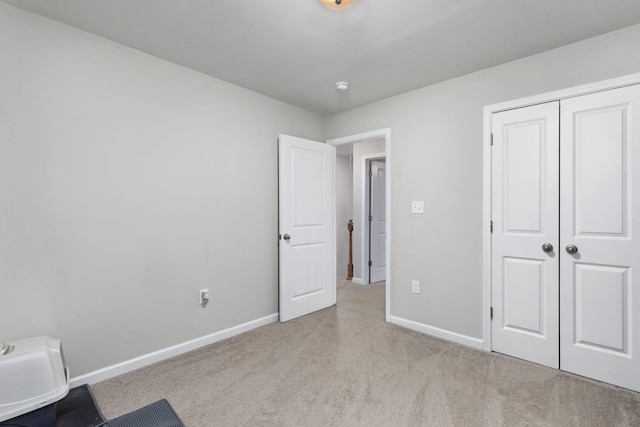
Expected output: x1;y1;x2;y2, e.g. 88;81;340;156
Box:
491;102;560;369
560;84;640;392
573;105;628;237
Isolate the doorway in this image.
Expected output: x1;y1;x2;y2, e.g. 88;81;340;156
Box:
328;128;391;322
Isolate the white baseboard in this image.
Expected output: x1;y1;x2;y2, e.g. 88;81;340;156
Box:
70;313;279;387
349;277;364;285
389;315;484;350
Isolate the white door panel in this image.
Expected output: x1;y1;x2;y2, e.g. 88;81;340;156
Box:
491;102;560;369
573;264;628;352
560;85;640;391
502;257;545;333
279;135;335;322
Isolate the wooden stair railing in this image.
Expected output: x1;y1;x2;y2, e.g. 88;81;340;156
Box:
347;219;354;281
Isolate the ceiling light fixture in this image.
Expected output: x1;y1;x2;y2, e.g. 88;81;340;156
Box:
335;81;349;91
320;0;357;10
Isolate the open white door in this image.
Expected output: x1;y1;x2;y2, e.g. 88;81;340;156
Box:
279;134;336;322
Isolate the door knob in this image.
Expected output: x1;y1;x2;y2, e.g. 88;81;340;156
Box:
565;244;578;255
283;234;291;241
542;243;554;253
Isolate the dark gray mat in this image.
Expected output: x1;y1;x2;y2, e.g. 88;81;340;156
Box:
56;385;107;427
0;384;107;427
106;400;183;427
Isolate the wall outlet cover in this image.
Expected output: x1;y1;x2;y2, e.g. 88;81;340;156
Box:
411;201;424;214
200;288;210;306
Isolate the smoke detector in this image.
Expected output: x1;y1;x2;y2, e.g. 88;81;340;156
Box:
335;81;350;91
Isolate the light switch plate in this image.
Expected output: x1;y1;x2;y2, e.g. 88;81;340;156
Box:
411;200;424;214
412;280;421;294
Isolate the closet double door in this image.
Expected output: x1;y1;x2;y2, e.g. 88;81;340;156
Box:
491;84;640;392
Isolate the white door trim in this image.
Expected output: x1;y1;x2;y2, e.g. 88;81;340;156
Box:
328;128;392;322
483;72;640;351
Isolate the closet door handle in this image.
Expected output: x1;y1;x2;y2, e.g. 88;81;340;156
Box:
565;244;578;255
542;243;554;253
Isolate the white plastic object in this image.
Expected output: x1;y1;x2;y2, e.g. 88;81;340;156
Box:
0;336;70;422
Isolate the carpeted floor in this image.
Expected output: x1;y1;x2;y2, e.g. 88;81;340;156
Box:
92;280;640;426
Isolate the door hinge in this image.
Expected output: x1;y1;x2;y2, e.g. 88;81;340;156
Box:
490;221;493;233
490;133;494;146
368;260;372;267
368;215;373;222
490;306;494;320
369;169;373;178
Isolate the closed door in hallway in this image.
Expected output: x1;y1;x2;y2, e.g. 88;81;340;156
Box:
369;159;386;284
491;84;640;392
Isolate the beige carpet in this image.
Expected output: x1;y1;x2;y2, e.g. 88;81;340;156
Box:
92;280;640;426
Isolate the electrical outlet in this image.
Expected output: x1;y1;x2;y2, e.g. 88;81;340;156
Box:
200;288;210;308
411;201;424;214
412;280;420;294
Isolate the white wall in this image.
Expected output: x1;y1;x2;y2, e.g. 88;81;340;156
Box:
335;155;353;278
325;24;640;340
0;3;323;376
4;2;640;377
351;138;385;282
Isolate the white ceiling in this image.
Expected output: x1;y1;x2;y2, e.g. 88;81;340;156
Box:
5;0;640;115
